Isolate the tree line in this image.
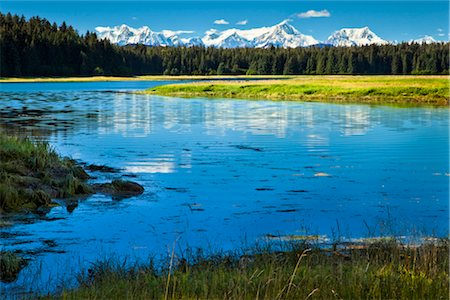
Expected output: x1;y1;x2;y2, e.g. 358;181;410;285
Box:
1;13;448;77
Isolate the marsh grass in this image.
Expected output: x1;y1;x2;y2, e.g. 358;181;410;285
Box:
52;239;449;299
143;75;450;106
0;251;28;283
0;133;91;212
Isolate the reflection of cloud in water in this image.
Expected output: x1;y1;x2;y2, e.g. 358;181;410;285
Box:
305;134;329;148
125;155;176;173
125;161;175;174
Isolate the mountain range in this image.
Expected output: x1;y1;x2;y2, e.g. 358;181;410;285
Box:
95;21;438;48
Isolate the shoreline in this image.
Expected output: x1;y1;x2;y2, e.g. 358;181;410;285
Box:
0;133;144;213
0;75;292;83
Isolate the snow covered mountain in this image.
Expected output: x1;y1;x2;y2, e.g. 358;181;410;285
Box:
202;20;318;48
324;27;388;47
410;35;437;45
96;22;418;49
95;24;203;47
95;21;318;48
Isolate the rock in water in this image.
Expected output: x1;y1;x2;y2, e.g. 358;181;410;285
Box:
93;179;144;198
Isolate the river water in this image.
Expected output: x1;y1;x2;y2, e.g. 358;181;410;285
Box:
0;81;448;295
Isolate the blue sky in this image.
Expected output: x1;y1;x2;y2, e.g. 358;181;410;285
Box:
1;1;448;42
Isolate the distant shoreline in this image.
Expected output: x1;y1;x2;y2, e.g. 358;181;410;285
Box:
0;75;291;83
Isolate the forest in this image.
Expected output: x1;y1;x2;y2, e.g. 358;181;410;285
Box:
1;13;448;77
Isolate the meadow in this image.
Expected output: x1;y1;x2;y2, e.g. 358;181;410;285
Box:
142;75;449;106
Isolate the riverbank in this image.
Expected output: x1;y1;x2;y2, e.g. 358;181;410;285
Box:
0;133;143;212
142;75;449;106
0;75;288;83
50;238;448;299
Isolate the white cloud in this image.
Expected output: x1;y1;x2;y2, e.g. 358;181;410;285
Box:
214;19;229;25
131;16;137;20
438;33;445;37
437;28;443;32
236;20;248;25
297;9;331;19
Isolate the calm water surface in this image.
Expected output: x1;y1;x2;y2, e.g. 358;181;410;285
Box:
0;81;448;294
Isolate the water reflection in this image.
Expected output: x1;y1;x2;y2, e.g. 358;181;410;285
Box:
0;91;445;143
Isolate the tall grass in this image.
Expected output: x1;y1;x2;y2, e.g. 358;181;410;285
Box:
53;239;449;299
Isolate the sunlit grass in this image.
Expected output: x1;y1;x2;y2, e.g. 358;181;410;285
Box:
142;75;450;106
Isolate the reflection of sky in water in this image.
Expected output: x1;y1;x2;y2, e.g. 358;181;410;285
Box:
0;81;448;295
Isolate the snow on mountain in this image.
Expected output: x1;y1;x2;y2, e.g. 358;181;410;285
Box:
181;37;204;46
95;24;203;47
96;22;415;49
324;27;388;47
201;20;318;48
96;21;318;48
410;35;437;45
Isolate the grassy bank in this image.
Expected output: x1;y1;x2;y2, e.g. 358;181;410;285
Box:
0;251;28;283
0;133;143;212
52;239;448;299
0;133;92;212
0;75;288;83
142;75;450;106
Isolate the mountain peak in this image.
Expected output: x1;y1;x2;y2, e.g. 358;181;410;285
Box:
325;27;388;47
410;35;437;44
272;20;299;35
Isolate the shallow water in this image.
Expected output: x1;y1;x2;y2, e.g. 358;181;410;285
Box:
0;81;448;294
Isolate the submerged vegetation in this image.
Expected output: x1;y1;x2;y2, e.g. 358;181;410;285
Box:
0;133;143;212
53;239;449;299
144;75;450;106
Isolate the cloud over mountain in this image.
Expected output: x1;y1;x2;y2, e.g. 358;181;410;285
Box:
214;19;229;25
297;10;331;19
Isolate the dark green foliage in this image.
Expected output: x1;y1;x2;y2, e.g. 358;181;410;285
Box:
0;251;27;283
0;12;449;77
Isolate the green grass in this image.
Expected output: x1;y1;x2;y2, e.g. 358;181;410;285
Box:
0;132;145;212
0;132;92;212
142;75;450;106
50;239;449;299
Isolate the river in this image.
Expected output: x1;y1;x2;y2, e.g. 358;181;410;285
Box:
0;80;448;295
